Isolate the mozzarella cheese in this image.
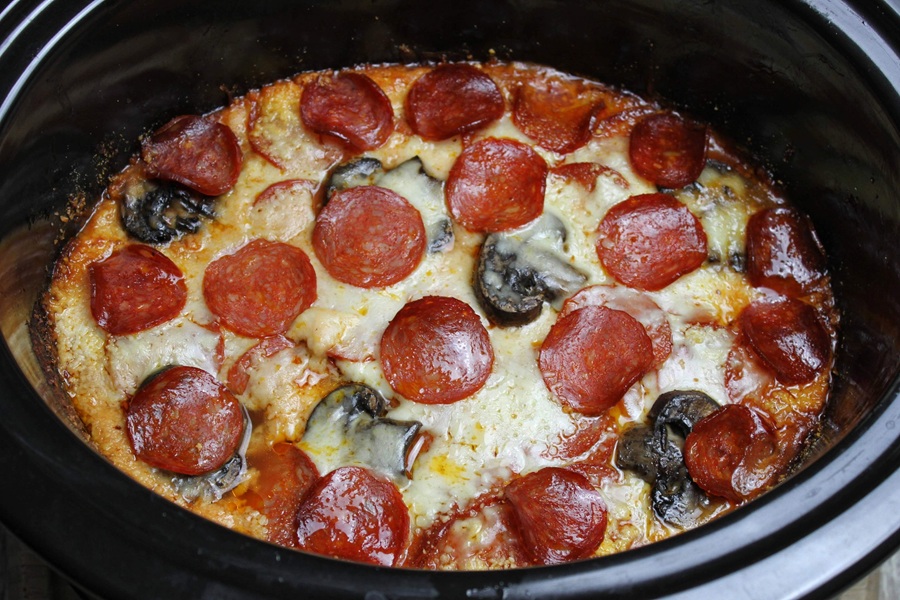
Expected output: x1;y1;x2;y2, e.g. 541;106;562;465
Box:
37;62;834;567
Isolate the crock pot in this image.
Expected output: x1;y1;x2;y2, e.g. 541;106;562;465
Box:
1;0;899;598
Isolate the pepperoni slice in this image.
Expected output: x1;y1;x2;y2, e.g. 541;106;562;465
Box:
446;138;547;232
295;466;409;566
724;339;777;404
141;114;242;196
629;112;708;188
244;442;319;548
539;305;653;416
405;63;504;140
300;72;394;151
248;81;342;172
380;296;493;404
90;244;187;335
313;186;426;288
505;467;607;564
560;285;673;367
512;75;604;154
227;335;294;394
596;193;708;291
405;496;529;569
683;404;778;502
746;207;827;297
125;366;244;476
203;239;316;338
550;162;629;192
739;297;832;386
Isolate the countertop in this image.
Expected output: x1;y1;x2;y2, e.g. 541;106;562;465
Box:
1;520;898;600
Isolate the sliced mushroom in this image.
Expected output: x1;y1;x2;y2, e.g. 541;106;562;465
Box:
615;390;721;527
649;390;720;438
302;383;425;479
175;405;251;503
615;424;667;482
475;213;587;326
322;157;385;203
322;156;454;253
652;463;707;527
120;180;215;244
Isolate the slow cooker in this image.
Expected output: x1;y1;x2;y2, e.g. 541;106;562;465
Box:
1;0;899;598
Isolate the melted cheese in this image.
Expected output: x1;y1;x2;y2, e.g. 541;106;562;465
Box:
40;62;834;565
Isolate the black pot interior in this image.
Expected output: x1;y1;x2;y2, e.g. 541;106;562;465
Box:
0;0;899;598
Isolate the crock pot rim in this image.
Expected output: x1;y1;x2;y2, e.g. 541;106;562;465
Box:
1;0;899;598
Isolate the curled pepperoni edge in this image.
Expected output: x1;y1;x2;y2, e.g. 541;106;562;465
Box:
628;111;708;189
203;239;317;338
295;466;409;566
559;284;673;367
539;305;654;416
125;365;245;476
745;206;828;298
141;114;243;197
738;297;832;386
89;244;187;336
312;185;426;289
300;71;395;151
445;137;548;233
595;192;708;292
380;296;494;404
505;467;608;565
405;63;505;141
683;403;778;503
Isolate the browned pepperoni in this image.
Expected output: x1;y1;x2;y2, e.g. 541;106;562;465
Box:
629;112;708;188
446;137;547;232
746;207;827;297
560;285;673;367
125;366;244;476
405;64;504;140
505;467;607;564
141;115;242;196
295;466;409;566
300;72;394;151
90;244;187;335
596;193;708;291
203;239;316;338
313;186;426;288
683;404;778;502
512;76;604;154
380;296;493;404
550;162;629;191
244;442;319;548
739;297;832;385
539;305;653;416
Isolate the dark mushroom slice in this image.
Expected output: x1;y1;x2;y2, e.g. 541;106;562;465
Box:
321;157;385;203
302;383;425;479
649;390;721;439
175;405;251;503
475;213;587;326
120;179;216;244
616;390;721;527
652;462;708;528
616;424;669;482
322;156;454;253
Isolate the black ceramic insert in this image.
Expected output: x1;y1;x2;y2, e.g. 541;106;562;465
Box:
0;1;899;598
